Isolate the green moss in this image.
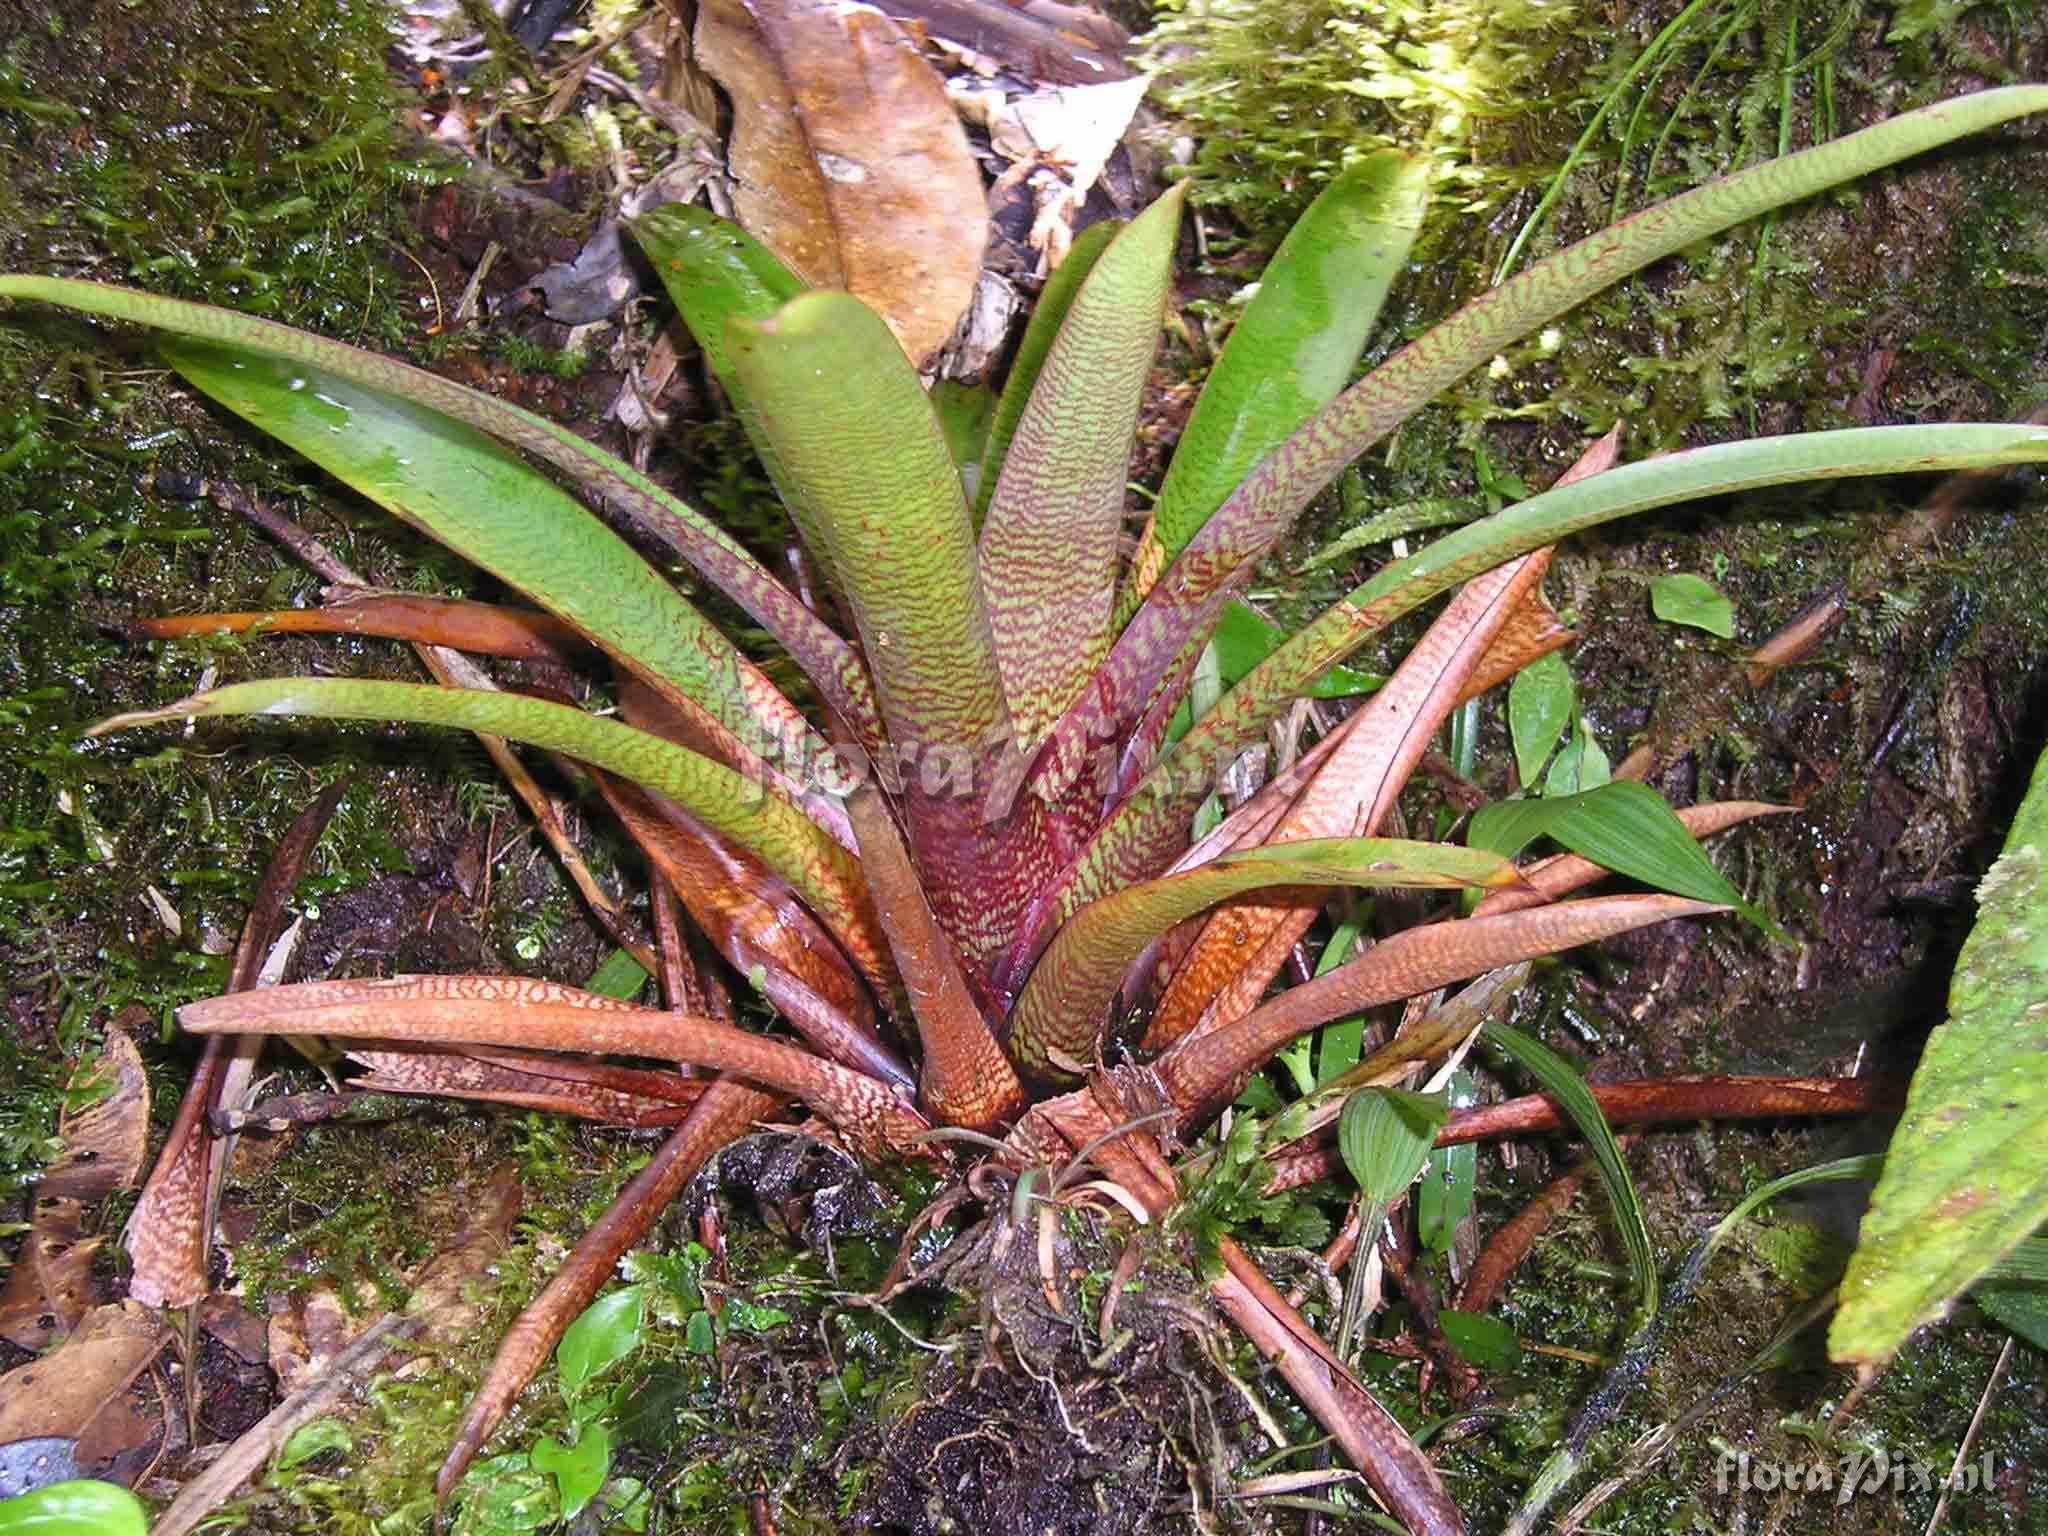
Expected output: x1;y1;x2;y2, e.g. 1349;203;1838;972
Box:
1137;0;1589;253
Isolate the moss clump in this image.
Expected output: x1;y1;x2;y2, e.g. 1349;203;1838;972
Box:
1;0;456;336
1137;0;1588;251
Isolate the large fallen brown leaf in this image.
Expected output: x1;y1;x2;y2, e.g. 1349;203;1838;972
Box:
0;1301;167;1451
695;0;987;366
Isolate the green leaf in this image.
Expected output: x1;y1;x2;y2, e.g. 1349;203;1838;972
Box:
582;948;649;1001
975;219;1122;528
628;204;804;400
601;1477;652;1534
556;1285;645;1401
159;338;791;758
1147;152;1430;564
1485;1020;1656;1319
1211;601;1382;699
1045;87;2048;817
930;380;995;498
94;679;877;966
1974;1280;2048;1353
1649;572;1736;638
1437;1310;1523;1371
1009;836;1519;1076
684;1309;716;1355
532;1423;611;1523
979;186;1185;738
1420;1140;1478;1253
1469;781;1759;926
1068;420;2048;921
1508;650;1574;788
277;1417;354;1469
729;291;1010;756
1419;1071;1480;1253
1542;714;1611;797
0;275;879;747
721;1296;793;1333
0;1482;148;1536
1337;1087;1449;1206
455;1455;556;1535
1313;920;1368;1085
1832;742;2048;1368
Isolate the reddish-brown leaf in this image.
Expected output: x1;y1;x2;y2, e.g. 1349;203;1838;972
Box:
1263;1074;1902;1193
1155;895;1725;1128
437;1079;777;1503
348;1045;702;1126
135;591;587;662
1145;550;1557;1052
178;976;936;1160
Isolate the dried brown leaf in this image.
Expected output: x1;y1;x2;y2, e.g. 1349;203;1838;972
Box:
0;1198;99;1350
695;0;987;365
0;1300;167;1444
42;1028;150;1199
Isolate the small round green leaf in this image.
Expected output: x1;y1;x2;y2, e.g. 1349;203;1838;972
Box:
556;1284;645;1402
1649;572;1736;638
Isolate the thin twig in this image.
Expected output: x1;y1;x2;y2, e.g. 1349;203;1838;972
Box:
1924;1334;2015;1536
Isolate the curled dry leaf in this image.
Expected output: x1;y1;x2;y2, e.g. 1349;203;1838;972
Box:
694;0;988;365
0;1030;151;1349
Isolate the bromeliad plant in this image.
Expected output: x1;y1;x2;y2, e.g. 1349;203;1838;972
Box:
10;84;2048;1536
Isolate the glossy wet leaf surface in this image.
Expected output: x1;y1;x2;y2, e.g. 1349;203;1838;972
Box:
1833;741;2048;1368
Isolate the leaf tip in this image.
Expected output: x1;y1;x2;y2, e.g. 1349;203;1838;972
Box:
84;700;203;737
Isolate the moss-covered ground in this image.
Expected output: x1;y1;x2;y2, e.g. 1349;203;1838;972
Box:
5;0;2048;1531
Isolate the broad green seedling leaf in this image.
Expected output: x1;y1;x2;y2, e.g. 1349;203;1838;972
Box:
1832;742;2048;1369
1508;650;1574;788
1649;572;1736;637
556;1285;645;1400
1437;1310;1522;1370
1470;781;1763;928
0;1481;148;1536
1333;1085;1449;1361
1338;1086;1448;1205
532;1423;612;1522
1542;713;1612;797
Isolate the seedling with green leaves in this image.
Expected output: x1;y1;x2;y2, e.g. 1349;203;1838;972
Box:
9;85;2048;1536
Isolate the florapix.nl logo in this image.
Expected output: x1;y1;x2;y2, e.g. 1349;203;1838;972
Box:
1715;1444;1996;1507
